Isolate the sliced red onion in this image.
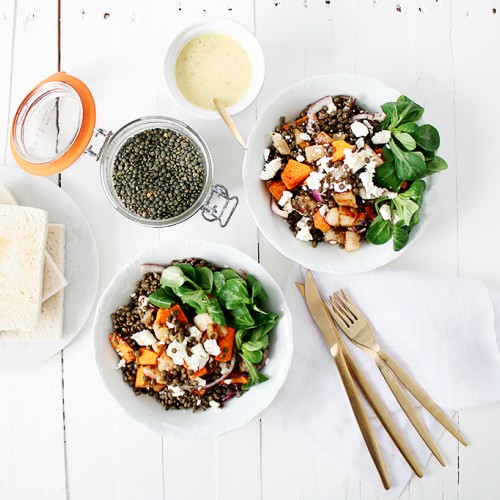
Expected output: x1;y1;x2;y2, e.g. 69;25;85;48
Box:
271;198;288;218
184;355;237;393
352;113;374;121
139;264;167;274
307;96;333;133
222;392;237;403
311;189;323;202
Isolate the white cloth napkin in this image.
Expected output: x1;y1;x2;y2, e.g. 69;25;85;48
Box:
263;265;500;496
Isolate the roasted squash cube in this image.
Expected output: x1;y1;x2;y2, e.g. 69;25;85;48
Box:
331;140;355;161
313;210;331;233
137;347;159;365
281;160;313;190
109;332;135;363
135;366;150;389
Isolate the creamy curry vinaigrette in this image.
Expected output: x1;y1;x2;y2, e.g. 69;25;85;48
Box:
175;33;253;110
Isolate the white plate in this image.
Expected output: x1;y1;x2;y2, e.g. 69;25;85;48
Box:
93;240;293;439
0;166;99;369
242;74;439;274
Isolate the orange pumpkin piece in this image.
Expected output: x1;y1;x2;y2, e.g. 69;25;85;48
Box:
153;384;166;392
215;326;236;362
283;115;308;131
156;304;188;325
281;159;313;190
226;372;250;385
109;332;135;363
267;180;287;201
331;140;355;161
137;347;159;365
135;366;150;389
313;210;331;233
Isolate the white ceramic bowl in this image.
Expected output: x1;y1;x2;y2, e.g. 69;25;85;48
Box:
242;74;439;274
93;240;293;438
163;18;265;120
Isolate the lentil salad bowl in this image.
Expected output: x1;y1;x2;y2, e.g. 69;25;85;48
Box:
242;74;441;274
93;240;293;438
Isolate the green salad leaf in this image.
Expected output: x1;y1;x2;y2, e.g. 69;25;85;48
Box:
150;263;278;390
369;95;447;251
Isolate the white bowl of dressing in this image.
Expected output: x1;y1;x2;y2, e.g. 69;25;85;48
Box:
163;18;265;120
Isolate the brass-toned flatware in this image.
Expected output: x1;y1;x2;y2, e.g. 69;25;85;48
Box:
302;271;391;490
329;290;468;454
213;97;248;150
296;283;423;478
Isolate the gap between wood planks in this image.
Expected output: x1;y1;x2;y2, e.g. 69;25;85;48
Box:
2;0;18;166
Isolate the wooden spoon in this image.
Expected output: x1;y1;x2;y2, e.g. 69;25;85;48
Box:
213;98;248;150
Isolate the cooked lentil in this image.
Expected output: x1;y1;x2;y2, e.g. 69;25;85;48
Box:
112;128;205;220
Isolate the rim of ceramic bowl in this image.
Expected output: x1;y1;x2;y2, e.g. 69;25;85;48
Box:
100;116;214;228
92;239;294;438
163;18;266;120
242;73;440;274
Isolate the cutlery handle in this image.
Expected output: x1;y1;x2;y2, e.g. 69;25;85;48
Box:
343;350;423;477
374;355;446;467
378;350;468;446
333;349;391;490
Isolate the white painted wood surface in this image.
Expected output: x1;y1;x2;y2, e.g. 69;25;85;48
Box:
1;1;499;499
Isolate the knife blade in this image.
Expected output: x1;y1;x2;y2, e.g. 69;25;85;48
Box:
303;270;391;490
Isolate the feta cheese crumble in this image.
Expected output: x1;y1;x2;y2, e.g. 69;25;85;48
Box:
296;154;305;162
209;401;221;409
167;339;188;366
379;204;392;220
351;121;369;137
372;130;391;144
259;158;282;180
306;171;325;191
168;385;185;398
131;329;156;346
295;217;313;242
263;148;271;161
278;190;293;207
204;338;221;356
188;325;202;342
115;358;126;369
326;102;337;114
299;132;311;141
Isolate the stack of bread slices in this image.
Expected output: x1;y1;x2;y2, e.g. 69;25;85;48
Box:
0;182;66;341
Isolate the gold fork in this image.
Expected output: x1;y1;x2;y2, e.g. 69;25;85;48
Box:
329;291;468;462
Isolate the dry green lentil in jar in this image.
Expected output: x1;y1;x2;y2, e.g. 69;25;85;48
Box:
112;128;206;220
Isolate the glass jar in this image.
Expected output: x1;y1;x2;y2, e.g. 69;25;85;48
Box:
10;72;238;228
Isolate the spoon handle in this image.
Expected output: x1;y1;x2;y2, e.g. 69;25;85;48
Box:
213;98;248;150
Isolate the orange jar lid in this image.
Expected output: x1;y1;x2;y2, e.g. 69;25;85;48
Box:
10;72;96;176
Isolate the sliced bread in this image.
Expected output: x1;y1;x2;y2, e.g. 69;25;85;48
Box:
0;224;66;342
0;205;48;330
0;181;67;301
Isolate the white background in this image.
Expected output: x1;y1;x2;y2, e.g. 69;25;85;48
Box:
1;0;499;499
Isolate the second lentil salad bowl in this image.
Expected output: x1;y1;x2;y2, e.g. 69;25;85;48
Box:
93;240;293;438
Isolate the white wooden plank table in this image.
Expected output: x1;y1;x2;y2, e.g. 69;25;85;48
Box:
1;1;500;499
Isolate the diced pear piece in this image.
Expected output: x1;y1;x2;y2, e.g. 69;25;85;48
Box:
344;231;362;252
339;206;357;227
325;207;340;227
333;190;357;207
305;145;326;162
324;229;345;245
272;132;291;155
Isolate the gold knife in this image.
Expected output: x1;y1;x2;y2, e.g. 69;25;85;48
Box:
296;282;423;478
303;271;391;490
